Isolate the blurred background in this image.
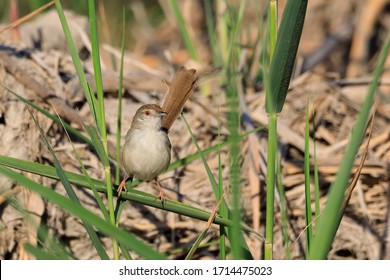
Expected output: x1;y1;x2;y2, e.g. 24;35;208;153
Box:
2;0;390;77
0;0;389;260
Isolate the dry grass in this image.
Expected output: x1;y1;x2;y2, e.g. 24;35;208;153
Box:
0;0;389;259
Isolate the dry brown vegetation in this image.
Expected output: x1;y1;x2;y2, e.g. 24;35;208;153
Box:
0;0;389;259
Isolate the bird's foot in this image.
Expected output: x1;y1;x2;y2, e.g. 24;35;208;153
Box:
156;181;165;201
117;176;129;197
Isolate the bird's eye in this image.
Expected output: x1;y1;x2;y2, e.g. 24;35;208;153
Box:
145;110;150;116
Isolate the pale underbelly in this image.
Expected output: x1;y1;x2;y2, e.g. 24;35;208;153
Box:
123;132;170;180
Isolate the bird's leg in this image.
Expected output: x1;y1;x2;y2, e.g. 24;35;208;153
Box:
155;180;165;201
118;175;132;197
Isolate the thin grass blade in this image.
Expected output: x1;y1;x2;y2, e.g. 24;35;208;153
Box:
0;154;262;239
115;8;126;184
88;0;106;138
85;125;110;167
182;114;255;259
0;166;166;260
185;194;225;260
168;126;263;171
24;244;65;260
1;85;92;146
54;0;99;123
312;106;321;225
310;27;390;260
304;99;313;256
168;0;199;61
217;100;227;259
29;110;109;260
58;117;110;222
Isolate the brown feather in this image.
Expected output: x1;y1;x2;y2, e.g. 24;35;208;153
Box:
162;67;197;130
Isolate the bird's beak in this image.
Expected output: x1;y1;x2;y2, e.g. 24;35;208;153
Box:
160;111;168;117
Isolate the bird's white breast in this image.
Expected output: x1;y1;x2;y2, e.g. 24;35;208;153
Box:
122;127;171;181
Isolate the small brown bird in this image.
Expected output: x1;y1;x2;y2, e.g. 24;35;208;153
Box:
119;104;171;199
118;67;197;199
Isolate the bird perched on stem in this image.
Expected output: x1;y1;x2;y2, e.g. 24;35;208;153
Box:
118;67;197;200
